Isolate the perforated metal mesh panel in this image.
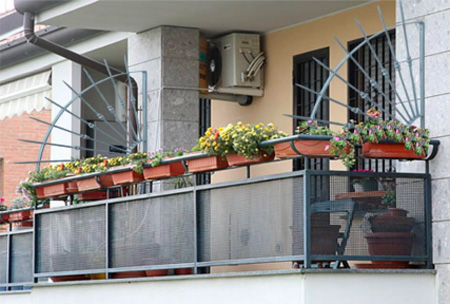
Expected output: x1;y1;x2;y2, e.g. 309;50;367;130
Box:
10;233;33;283
309;174;426;258
198;177;303;262
110;193;195;268
36;206;106;273
0;236;7;285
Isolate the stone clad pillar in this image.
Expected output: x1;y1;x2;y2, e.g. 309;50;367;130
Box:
128;26;200;153
396;1;450;303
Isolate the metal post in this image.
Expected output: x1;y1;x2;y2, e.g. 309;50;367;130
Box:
193;188;198;274
425;174;433;268
142;71;148;152
6;230;11;291
303;158;311;268
419;22;426;128
105;198;110;279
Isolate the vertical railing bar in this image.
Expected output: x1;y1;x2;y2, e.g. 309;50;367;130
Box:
105;199;110;279
399;2;420;118
32;215;38;284
142;71;148;152
425;173;433;268
419;22;426;128
82;68;129;136
6;229;11;291
193;188;198;274
303;160;311;268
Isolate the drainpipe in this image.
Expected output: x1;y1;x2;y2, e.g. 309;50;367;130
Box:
21;12;138;153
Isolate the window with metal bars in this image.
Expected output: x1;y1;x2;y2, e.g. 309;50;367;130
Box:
293;48;330;171
196;98;211;185
348;31;395;172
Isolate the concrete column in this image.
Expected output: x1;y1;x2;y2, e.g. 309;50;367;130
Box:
51;61;82;161
128;26;200;153
396;1;450;303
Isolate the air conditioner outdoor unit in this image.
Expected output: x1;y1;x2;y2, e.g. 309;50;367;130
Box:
208;33;264;98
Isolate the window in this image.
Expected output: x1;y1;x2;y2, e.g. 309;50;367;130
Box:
293;48;330;171
348;31;395;171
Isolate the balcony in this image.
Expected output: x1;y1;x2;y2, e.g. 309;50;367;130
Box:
0;167;432;291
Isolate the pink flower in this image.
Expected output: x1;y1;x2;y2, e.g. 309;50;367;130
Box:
354;129;358;134
334;136;340;141
405;137;409;141
388;125;392;129
396;129;399;134
369;129;373;134
416;142;420;147
324;145;330;151
307;120;313;124
0;197;4;203
416;132;420;137
377;125;381;130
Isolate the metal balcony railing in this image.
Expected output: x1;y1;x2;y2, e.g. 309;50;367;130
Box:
22;169;431;282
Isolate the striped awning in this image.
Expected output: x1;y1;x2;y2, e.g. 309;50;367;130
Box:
0;70;52;120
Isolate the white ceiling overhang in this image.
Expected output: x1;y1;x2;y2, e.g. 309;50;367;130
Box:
37;0;371;37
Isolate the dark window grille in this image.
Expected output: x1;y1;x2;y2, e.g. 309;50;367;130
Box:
293;48;330;171
196;98;211;185
348;31;395;172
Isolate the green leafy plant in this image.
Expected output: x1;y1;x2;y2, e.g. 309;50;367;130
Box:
296;120;333;136
381;191;396;207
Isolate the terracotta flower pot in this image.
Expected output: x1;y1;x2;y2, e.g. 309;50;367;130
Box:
76;174;114;192
274;139;330;158
143;161;185;180
226;152;275;167
175;268;193;275
369;208;415;233
187;155;228;173
365;232;414;268
110;166;144;186
35;182;70;199
145;269;168;277
112;271;147;279
362;142;426;159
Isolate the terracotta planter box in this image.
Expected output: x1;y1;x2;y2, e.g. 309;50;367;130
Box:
226;152;275;167
143;161;185;180
51;275;89;282
76;174;114;192
187;156;228;173
77;191;108;201
362;142;426;159
112;271;147;279
145;269;168;277
110;167;144;186
365;232;414;268
274;139;330;158
0;213;9;224
8;210;33;222
175;268;192;275
36;182;69;199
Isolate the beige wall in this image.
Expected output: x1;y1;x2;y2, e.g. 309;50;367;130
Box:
211;1;395;182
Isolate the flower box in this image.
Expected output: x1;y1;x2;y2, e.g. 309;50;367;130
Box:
187;155;228;173
0;213;9;224
274;139;330;158
362;143;426;159
143;161;185;180
76;174;114;192
35;182;70;199
8;210;33;222
226;152;275;167
112;271;147;279
110;166;144;186
77;191;108;201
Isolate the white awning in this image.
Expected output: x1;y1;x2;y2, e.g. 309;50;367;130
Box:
0;70;52;120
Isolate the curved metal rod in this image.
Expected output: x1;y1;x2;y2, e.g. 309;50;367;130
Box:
310;18;424;124
34;72;144;170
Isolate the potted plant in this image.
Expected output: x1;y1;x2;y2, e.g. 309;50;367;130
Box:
143;148;186;180
29;163;76;199
274;120;335;158
329;108;430;168
351;169;378;192
362;191;416;268
73;156;114;192
6;197;34;228
108;153;145;186
227;122;286;166
187;126;231;173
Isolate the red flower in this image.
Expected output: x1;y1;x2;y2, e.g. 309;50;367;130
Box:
77;167;82;174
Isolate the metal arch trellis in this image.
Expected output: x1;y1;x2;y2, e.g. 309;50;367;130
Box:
18;58;148;171
290;3;426;129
